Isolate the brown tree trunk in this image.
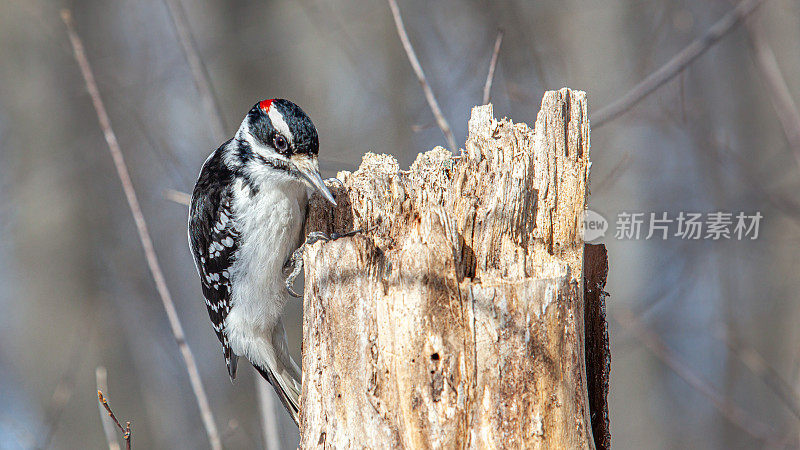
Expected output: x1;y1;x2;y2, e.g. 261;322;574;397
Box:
300;89;609;449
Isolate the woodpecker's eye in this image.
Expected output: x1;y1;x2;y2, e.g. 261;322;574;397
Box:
274;135;288;152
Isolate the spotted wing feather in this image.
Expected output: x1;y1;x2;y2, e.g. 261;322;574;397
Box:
189;148;240;379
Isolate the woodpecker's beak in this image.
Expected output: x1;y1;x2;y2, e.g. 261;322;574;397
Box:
292;155;337;206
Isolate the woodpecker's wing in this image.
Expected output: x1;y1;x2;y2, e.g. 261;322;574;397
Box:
189;170;240;379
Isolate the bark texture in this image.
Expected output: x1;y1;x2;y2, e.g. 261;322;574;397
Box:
584;244;611;450
300;88;604;449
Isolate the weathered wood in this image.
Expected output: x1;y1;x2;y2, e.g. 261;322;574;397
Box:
584;244;611;450
300;88;601;448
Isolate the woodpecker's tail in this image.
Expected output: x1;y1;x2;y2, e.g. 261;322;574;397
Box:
255;363;300;425
254;319;302;426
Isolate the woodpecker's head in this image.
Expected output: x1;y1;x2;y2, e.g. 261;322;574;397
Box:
232;98;336;205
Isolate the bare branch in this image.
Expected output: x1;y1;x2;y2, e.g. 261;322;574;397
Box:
96;367;121;450
161;0;227;142
61;10;222;450
718;330;800;421
613;306;777;444
162;0;286;435
594;0;768;127
256;376;282;450
743;15;800;170
160;0;288;436
40;381;74;449
39;332;87;449
592;152;632;194
97;390;131;450
482;29;504;105
387;0;458;152
164;189;192;206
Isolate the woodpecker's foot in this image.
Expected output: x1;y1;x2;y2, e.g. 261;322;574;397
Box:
284;229;364;298
325;177;345;188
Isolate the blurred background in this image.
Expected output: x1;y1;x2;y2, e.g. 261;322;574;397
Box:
1;0;798;448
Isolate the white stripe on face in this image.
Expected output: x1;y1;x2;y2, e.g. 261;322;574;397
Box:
267;105;294;145
232;121;289;168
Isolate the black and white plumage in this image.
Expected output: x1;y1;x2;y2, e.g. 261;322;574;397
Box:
188;99;336;425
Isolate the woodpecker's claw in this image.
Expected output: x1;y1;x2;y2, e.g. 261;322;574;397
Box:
284;231;328;298
284;229;364;298
325;177;345;188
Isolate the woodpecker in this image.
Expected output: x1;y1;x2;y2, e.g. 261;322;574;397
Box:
188;99;336;425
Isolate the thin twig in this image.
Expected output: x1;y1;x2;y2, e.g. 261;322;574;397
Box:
743;15;800;170
592;152;632;194
482;29;504;105
164;188;192;206
97;391;131;450
256;376;282;450
613;306;778;444
718;330;800;421
161;0;227;142
706;131;800;220
96;367;121;450
410;121;436;133
594;0;768;126
61;10;222;450
160;0;286;438
40;380;74;449
39;329;87;449
296;0;385;100
220;419;239;442
387;0;458;152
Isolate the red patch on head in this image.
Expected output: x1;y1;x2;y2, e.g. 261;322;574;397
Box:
258;99;274;112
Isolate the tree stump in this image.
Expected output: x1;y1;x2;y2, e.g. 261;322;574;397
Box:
300;88;608;449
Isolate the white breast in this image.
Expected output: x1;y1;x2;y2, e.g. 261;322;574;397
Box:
225;175;308;360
